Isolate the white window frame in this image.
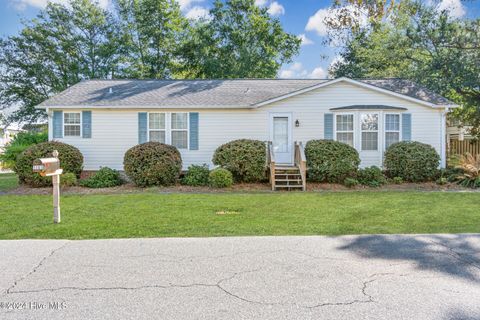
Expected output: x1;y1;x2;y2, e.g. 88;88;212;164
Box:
63;112;82;137
360;113;379;151
384;113;401;150
147;112;189;150
334;113;354;147
148;112;167;144
170;112;189;150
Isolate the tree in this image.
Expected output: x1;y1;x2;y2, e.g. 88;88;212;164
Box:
115;0;186;78
0;0;118;123
329;1;480;138
178;0;300;78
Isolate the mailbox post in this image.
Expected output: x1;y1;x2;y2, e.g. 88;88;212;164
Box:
33;150;63;224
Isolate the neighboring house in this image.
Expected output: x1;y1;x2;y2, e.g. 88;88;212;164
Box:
446;118;479;157
36;77;457;172
0;125;23;154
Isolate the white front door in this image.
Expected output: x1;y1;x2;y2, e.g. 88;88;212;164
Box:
270;113;293;164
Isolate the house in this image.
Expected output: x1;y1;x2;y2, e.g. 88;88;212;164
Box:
0;124;23;154
36;77;457;174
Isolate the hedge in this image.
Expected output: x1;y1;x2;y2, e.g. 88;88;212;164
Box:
212;139;266;182
123;142;182;187
305;140;360;183
15;141;83;187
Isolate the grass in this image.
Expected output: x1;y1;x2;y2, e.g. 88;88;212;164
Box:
0;173;18;192
1;191;479;239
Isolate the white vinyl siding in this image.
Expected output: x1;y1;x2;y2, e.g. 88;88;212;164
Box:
50;81;445;170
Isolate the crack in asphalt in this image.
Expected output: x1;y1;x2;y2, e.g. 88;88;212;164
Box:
2;241;70;297
6;265;378;309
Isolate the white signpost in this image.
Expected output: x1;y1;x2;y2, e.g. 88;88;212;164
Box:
33;150;63;223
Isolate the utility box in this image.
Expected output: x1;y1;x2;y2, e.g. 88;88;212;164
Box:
32;157;63;177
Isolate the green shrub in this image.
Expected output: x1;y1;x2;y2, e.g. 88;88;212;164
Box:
384;141;440;182
61;172;77;187
209;168;233;188
0;131;48;169
344;177;359;188
212;139;266;182
305;140;360;183
436;177;448;185
15;141;83;187
182;164;210;186
80;167;122;188
357;166;386;187
392;176;404;184
123;142;182;187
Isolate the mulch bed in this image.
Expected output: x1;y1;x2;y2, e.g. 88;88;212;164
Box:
4;181;473;195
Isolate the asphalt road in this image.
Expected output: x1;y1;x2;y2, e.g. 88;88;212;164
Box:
1;235;480;320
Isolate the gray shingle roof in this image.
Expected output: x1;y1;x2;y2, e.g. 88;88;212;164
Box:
37;78;454;108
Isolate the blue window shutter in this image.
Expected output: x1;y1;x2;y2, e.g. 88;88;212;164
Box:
82;111;92;138
324;113;334;140
138;112;148;144
53;111;63;139
402;113;412;141
189;112;199;150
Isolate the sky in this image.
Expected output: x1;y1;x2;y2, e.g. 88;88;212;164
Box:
0;0;479;80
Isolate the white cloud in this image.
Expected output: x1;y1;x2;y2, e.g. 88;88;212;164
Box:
278;62;308;78
10;0;109;10
298;34;313;46
309;66;327;79
305;5;367;36
177;0;203;11
185;6;209;20
255;0;268;6
437;0;466;18
267;1;285;16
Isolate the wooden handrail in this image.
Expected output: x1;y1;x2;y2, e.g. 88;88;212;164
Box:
294;141;307;191
267;141;276;191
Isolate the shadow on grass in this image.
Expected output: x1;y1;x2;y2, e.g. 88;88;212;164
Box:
338;234;480;281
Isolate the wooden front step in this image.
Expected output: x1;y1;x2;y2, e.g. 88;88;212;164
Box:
271;165;304;191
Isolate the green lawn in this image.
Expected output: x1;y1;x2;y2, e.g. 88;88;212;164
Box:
1;192;479;239
0;173;18;192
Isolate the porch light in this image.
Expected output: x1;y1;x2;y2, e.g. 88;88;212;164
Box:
295;119;300;127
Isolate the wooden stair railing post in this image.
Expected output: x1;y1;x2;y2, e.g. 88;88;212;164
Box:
294;141;307;191
268;141;276;191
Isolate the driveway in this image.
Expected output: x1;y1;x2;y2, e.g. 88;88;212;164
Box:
1;235;480;320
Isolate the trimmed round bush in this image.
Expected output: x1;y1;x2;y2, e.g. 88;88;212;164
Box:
182;164;210;186
123;142;182;187
305;140;360;183
80;167;123;188
15;141;83;187
209;168;233;188
212;139;266;182
384;141;440;182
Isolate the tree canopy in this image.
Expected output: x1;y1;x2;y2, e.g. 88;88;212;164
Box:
328;0;480;138
0;0;300;123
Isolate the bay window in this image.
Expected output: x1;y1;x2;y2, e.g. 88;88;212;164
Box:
385;114;400;149
361;113;378;151
335;114;354;147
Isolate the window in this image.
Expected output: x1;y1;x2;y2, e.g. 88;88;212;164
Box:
171;113;188;149
361;114;378;151
64;112;81;137
385;114;400;149
149;113;166;143
336;114;354;147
